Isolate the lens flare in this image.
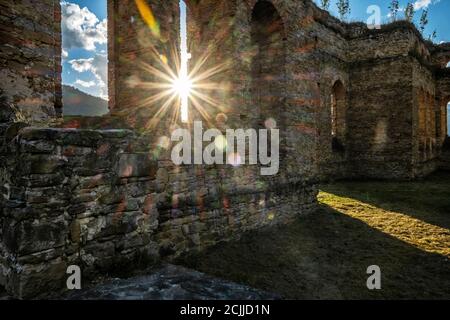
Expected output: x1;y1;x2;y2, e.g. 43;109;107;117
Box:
214;135;228;151
125;0;233;131
228;153;242;167
135;0;160;38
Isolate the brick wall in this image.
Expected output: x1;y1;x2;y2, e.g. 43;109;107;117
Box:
0;0;62;123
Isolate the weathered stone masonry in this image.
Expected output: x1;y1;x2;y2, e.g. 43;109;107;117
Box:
1;0;450;298
0;126;316;298
0;0;62;122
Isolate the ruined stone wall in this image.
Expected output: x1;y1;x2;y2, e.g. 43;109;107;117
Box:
412;59;440;177
0;0;62;123
107;0;447;182
1;0;450;299
309;7;349;180
0;127;316;298
436;69;450;171
346;25;438;179
110;0;325;181
104;0;324;252
436;69;450;140
347;56;414;179
0;128;136;297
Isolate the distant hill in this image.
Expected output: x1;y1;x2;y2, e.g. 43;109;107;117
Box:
62;85;108;116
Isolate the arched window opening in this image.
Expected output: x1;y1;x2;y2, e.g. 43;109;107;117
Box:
331;80;346;152
251;1;286;127
435;110;440;139
444;61;450;140
331;93;337;137
440;101;449;151
418;89;426;159
427;93;432;154
417;90;438;159
447;102;450;136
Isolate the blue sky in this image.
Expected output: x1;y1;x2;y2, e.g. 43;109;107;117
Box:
62;0;449;100
61;0;107;99
181;1;187;54
313;0;449;43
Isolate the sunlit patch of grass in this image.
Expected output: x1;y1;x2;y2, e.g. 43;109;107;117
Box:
318;191;450;258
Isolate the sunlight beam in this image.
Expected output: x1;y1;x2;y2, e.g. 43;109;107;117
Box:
128;0;231;130
177;1;191;123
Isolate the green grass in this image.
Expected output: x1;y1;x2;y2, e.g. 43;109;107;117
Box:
177;172;450;299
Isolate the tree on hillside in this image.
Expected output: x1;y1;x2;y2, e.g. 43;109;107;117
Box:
428;30;437;42
336;0;350;21
389;0;400;21
320;0;330;11
419;9;429;34
405;1;415;22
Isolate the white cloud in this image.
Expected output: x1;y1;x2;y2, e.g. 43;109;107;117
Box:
414;0;440;10
62;49;69;60
414;0;431;10
75;79;96;88
61;1;107;51
69;54;108;97
69;58;94;73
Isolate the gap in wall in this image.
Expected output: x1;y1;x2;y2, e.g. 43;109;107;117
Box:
61;0;109;117
447;102;450;136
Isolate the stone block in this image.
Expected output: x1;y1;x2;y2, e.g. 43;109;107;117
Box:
25;155;67;174
7;258;68;299
118;153;158;178
3;215;67;255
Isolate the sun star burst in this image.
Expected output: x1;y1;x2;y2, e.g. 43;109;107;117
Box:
126;0;232;132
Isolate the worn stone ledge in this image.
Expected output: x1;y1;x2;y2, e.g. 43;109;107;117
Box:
17;127;135;146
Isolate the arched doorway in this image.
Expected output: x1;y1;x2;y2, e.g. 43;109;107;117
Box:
250;0;286;128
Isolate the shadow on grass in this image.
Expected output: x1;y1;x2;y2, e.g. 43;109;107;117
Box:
320;171;450;230
177;203;450;299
